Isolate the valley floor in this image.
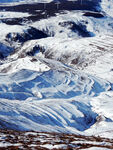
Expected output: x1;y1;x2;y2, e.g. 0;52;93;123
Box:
0;130;113;150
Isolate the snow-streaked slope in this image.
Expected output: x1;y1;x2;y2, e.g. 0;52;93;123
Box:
0;88;112;134
0;96;96;132
18;34;113;73
31;10;113;38
0;58;110;100
0;82;112;136
0;56;112;134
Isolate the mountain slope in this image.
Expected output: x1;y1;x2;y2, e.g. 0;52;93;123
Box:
0;0;113;141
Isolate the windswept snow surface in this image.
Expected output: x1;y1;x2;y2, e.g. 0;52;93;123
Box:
0;0;53;3
101;0;113;17
0;11;30;19
0;56;112;136
0;0;97;4
0;0;113;140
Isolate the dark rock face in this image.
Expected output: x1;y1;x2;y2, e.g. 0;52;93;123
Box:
1;17;27;25
6;27;48;43
59;21;94;37
26;45;45;56
0;27;48;59
70;22;93;37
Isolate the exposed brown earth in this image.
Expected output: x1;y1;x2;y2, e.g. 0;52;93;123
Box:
0;130;113;150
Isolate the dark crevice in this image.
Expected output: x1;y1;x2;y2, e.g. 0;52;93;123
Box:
83;12;105;18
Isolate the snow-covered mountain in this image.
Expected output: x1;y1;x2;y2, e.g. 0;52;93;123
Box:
0;0;77;4
0;0;52;3
0;0;113;143
0;0;91;3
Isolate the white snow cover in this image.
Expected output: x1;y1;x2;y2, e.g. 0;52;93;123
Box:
0;57;112;135
0;57;50;73
0;0;78;4
101;0;113;17
0;23;29;41
84;148;110;150
0;0;53;5
0;11;30;19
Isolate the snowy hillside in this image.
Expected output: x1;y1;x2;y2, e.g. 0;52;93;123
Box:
0;0;98;3
0;0;113;146
0;0;79;4
0;0;52;3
